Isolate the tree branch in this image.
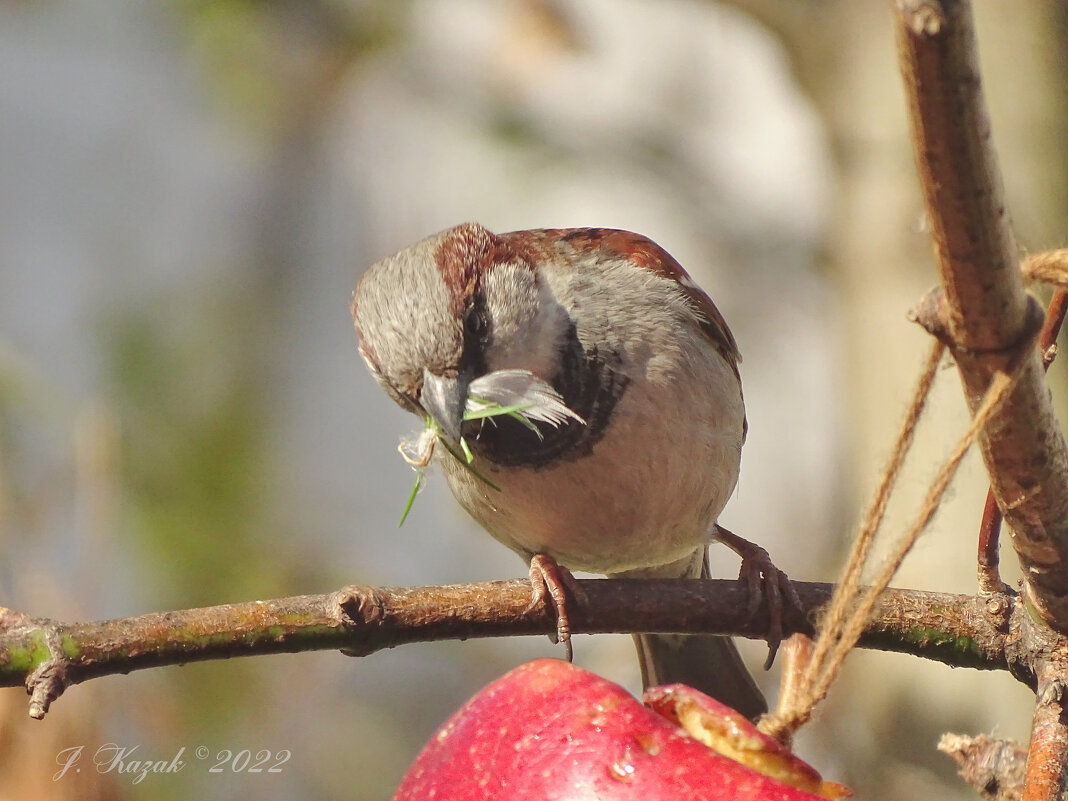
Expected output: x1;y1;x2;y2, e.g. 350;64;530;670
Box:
1023;661;1068;801
0;578;1034;717
893;0;1068;631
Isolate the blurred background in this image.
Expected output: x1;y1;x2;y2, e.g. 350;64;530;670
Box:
1;1;1065;798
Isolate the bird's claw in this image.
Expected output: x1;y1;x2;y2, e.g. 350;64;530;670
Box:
716;525;800;670
526;554;584;662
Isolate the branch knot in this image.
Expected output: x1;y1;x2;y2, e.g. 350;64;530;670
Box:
335;586;386;628
909;287;1045;367
897;0;946;36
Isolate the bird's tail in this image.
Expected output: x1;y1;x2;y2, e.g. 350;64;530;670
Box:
622;548;767;721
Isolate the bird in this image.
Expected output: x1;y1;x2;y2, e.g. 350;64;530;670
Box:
352;222;791;720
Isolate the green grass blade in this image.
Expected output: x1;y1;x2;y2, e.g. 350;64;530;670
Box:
398;471;423;527
463;401;533;421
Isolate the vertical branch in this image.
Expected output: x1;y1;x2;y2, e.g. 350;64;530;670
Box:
1023;664;1068;801
895;1;1026;347
892;0;1068;631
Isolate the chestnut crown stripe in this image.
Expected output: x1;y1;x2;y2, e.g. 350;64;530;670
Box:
432;223;520;316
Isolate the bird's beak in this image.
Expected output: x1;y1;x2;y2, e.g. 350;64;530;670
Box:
419;368;469;443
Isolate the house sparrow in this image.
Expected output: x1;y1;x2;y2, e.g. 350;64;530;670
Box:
352;222;789;720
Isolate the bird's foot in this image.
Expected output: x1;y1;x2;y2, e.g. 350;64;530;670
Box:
526;554;584;662
715;525;800;670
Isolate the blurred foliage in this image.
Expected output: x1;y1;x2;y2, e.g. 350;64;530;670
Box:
105;282;285;609
178;0;408;135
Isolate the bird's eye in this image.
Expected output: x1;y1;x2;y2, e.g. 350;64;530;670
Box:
464;307;489;340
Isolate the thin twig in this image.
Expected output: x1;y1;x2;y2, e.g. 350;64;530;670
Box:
977;490;1008;595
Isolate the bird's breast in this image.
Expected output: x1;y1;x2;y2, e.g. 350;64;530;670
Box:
440;343;744;575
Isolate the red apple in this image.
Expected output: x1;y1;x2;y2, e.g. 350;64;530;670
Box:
393;659;849;800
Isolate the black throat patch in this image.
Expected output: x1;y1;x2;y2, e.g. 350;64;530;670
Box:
462;323;628;469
